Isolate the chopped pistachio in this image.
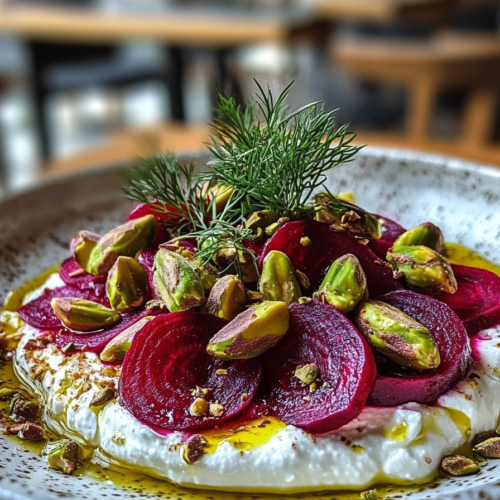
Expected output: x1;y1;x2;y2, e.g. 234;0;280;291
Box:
209;403;224;417
300;236;311;247
295;364;320;385
190;398;209;417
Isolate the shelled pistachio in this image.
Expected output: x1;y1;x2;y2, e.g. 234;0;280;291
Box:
107;256;148;312
203;275;246;321
259;251;301;305
393;222;444;253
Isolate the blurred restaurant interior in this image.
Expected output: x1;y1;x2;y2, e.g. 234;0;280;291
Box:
0;0;500;195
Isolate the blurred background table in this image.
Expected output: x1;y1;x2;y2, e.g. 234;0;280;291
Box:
0;0;499;193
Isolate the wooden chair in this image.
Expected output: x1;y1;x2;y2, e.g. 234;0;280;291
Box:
333;33;500;152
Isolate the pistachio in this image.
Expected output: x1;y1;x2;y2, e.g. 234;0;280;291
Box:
300;236;311;247
153;248;206;312
292;272;309;294
313;254;367;314
245;210;280;230
46;439;80;475
387;245;457;294
194;260;218;292
298;296;312;305
259;251;301;305
393;222;444;253
100;316;153;362
190;398;209;417
207;301;289;360
474;437;500;458
214;184;234;213
440;455;479;477
18;422;44;441
473;431;499;447
213;243;259;283
265;222;279;237
51;298;121;332
246;290;265;304
337;192;355;203
209;403;224;417
0;387;16;401
295;364;320;385
181;434;208;465
10;399;39;421
84;215;157;276
71;231;100;272
314;192;382;240
360;490;381;500
355;300;440;370
106;256;148;312
90;387;116;408
203;275;246;321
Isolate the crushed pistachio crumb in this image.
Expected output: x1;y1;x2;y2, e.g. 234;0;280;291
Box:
216;369;228;376
111;431;126;445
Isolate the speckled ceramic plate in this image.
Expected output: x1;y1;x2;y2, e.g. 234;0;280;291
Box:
1;148;500;500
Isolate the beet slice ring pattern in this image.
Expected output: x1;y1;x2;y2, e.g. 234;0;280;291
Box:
259;220;402;297
120;312;262;431
260;301;377;434
369;290;471;407
437;265;500;336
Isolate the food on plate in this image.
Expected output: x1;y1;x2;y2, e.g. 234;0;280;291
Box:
3;82;500;496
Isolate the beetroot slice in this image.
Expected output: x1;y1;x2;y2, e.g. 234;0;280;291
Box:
59;258;106;289
137;248;158;300
120;312;262;431
53;309;157;353
367;215;406;260
437;265;500;336
260;301;377;434
18;285;108;330
369;290;471;407
259;220;402;297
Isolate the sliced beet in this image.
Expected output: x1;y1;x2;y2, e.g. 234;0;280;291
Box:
367;215;406;259
369;290;471;406
436;265;500;335
53;309;156;353
18;285;108;330
260;301;377;434
120;312;262;431
259;220;402;297
59;258;106;289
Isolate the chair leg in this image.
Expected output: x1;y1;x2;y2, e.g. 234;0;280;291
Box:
167;46;186;122
462;86;499;148
408;78;438;141
26;41;52;161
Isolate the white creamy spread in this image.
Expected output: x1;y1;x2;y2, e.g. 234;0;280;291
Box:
12;273;500;493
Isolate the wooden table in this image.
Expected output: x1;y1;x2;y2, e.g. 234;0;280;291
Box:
0;4;308;160
313;0;459;24
0;5;294;47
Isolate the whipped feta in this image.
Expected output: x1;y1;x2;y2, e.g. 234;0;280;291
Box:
13;274;500;493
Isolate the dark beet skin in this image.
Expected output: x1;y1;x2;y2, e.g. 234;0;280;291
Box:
120;312;262;431
259;220;402;297
53;309;158;353
18;285;108;330
59;258;106;289
260;301;377;434
367;215;406;259
369;290;471;407
437;265;500;336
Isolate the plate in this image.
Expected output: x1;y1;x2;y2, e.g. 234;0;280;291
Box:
1;148;500;500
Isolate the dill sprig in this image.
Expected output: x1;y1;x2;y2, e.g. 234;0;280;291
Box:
204;80;363;220
124;80;363;272
125;154;213;235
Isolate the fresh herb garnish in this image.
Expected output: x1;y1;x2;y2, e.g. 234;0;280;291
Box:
124;80;362;274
